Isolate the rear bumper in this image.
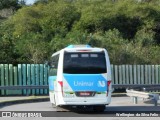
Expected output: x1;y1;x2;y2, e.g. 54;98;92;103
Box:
60;97;111;106
50;91;112;106
64;102;109;106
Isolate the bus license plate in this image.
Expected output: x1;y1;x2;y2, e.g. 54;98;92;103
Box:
80;92;90;96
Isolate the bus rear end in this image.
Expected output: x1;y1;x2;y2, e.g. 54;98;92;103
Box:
59;46;112;111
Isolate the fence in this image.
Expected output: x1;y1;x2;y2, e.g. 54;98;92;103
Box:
0;64;48;95
0;64;160;96
111;65;160;85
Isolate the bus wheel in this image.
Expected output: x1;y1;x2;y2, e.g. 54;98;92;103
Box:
93;105;106;112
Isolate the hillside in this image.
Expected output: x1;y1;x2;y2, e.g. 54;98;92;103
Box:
0;0;160;64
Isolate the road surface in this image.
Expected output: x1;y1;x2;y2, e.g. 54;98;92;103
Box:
0;97;160;120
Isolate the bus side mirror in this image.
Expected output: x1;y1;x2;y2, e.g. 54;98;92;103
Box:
44;60;52;67
44;61;49;67
49;61;56;68
50;65;55;68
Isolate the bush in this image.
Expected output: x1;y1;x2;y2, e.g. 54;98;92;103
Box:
0;0;160;64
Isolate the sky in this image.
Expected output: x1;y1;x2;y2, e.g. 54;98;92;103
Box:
26;0;36;5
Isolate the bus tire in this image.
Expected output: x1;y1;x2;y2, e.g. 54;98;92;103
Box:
93;105;106;112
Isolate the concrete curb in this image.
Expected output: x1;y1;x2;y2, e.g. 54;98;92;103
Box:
0;97;50;107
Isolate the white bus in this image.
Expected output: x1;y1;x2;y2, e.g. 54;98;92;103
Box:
48;45;112;111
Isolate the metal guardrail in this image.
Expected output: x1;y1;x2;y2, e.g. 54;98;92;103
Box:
0;85;48;90
1;84;159;106
126;89;149;98
112;84;160;89
0;85;49;96
1;84;160;90
126;88;159;106
0;84;160;96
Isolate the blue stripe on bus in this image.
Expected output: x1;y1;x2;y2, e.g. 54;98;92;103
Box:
48;76;56;91
63;74;107;92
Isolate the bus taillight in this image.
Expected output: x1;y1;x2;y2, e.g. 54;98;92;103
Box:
107;81;111;87
58;81;63;87
106;80;111;96
58;81;63;96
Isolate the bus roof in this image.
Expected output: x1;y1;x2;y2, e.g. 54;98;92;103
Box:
51;45;105;57
66;44;92;48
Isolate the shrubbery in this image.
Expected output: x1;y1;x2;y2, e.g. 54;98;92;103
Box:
0;0;160;64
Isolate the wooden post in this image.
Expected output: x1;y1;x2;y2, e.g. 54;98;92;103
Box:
40;64;44;94
0;64;5;95
5;64;9;95
31;64;35;95
36;64;40;95
44;65;48;94
9;64;13;94
27;64;31;95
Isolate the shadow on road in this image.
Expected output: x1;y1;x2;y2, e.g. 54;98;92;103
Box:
49;106;160;117
59;105;160;113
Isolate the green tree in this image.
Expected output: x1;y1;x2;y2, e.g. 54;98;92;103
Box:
1;0;160;64
15;33;50;63
0;21;18;64
0;0;20;10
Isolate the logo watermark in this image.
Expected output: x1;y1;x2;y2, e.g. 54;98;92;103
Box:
1;112;42;118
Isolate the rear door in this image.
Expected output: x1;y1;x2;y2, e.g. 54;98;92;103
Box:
63;74;107;97
62;51;108;99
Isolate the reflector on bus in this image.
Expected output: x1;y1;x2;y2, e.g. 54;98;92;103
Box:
66;44;92;48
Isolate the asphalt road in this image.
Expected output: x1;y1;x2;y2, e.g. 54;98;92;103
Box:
0;97;160;120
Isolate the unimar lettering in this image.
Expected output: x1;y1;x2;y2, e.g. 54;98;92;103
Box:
74;81;93;86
